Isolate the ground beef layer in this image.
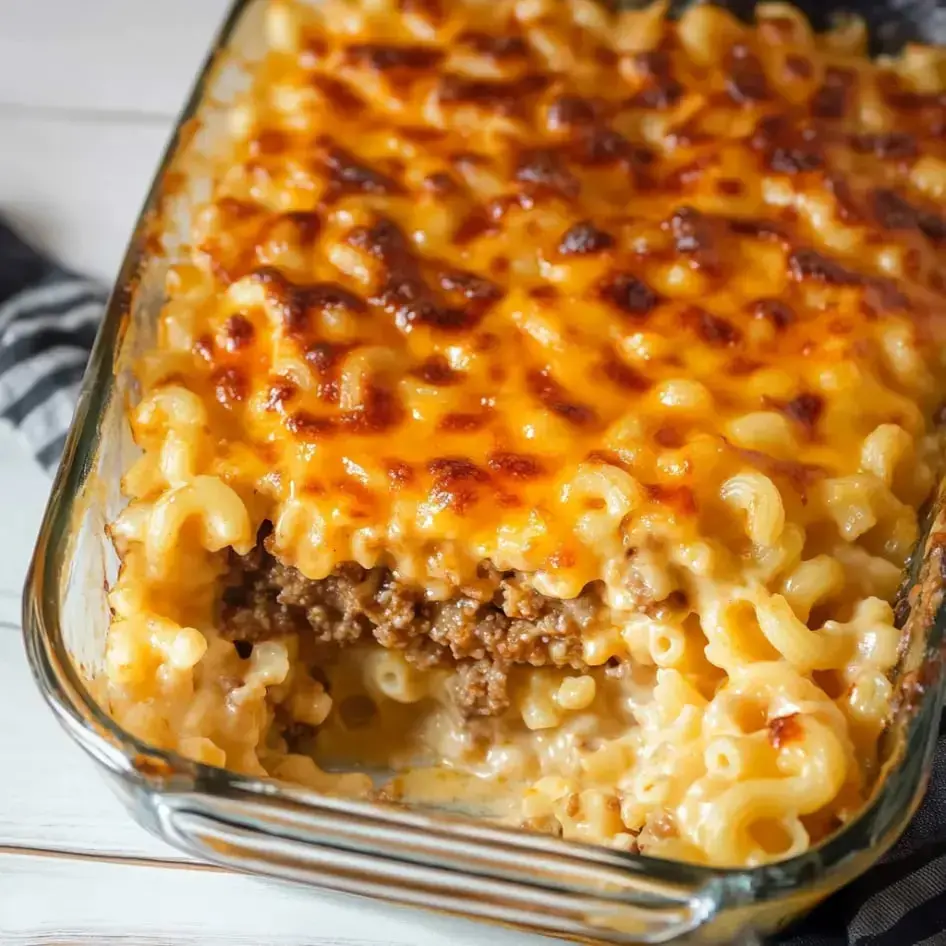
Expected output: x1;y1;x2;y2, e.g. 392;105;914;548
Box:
219;526;601;717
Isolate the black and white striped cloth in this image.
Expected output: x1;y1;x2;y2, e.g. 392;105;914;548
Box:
1;218;945;943
0;219;106;471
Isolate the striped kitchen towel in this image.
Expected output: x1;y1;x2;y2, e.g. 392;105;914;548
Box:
1;216;946;944
0;219;106;471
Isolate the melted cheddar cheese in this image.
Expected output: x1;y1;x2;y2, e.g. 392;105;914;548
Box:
133;0;946;598
105;0;946;867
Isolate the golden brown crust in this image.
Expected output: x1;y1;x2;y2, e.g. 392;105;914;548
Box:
105;1;946;865
147;0;946;596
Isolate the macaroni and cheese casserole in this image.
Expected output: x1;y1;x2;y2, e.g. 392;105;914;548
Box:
106;0;946;867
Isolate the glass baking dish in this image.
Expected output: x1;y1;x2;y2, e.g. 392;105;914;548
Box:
21;0;946;942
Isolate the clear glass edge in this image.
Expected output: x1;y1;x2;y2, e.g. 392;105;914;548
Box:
17;0;946;938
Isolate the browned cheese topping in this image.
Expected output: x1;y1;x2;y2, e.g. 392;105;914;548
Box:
150;0;946;604
106;0;946;866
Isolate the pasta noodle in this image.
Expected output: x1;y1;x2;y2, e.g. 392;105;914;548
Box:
102;0;946;867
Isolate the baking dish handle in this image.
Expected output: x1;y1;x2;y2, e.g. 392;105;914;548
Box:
149;792;720;944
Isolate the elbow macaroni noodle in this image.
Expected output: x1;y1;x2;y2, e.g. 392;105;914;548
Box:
103;0;946;866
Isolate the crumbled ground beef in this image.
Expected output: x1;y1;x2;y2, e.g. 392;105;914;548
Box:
452;658;511;717
220;543;376;645
219;525;600;716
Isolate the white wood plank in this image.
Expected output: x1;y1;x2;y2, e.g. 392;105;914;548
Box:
0;0;232;116
0;113;170;281
0;627;184;860
0;426;53;619
0;852;563;945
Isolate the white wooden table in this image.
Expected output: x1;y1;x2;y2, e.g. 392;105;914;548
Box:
0;3;558;942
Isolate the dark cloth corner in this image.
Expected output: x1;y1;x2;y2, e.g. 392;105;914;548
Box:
0;218;106;470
